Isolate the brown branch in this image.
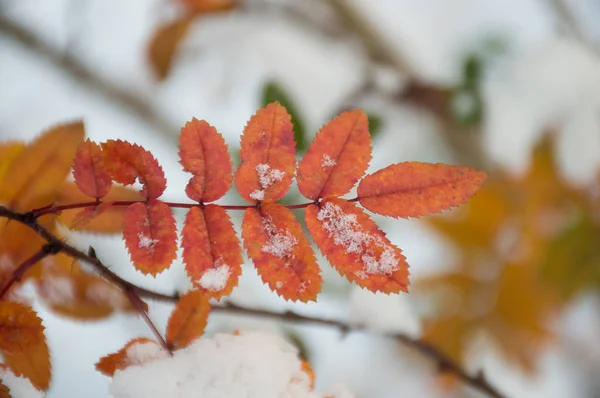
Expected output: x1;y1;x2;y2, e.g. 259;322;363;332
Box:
0;205;506;398
0;16;179;140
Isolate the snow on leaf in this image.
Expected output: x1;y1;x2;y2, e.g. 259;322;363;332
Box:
165;290;210;350
123;201;177;275
0;121;84;211
101;140;166;200
179;118;233;202
73;139;112;199
305;198;409;293
357;162;487;219
234;102;296;203
0;303;50;390
181;205;242;299
297;110;371;200
95;338;161;377
0;366;45;398
108;330;337;398
56;182;144;234
242;203;322;302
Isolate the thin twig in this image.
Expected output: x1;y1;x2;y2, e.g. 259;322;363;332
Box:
0;246;53;299
0;16;179;139
0;204;507;398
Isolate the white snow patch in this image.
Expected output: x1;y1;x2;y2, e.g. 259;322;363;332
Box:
249;189;265;200
137;233;158;251
125;341;169;366
321;154;337;168
110;331;348;398
40;275;76;306
86;282;128;309
199;259;230;291
261;217;297;258
256;163;285;187
317;202;399;276
0;367;45;397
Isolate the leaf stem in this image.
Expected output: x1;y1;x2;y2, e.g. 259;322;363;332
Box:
0;246;54;299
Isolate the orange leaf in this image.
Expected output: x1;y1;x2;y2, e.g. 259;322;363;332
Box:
0;380;8;398
0;303;50;390
102;140;166;200
181;205;242;299
0;302;44;353
297;110;371;200
165;289;210;350
234;102;296;203
95;337;159;376
0;142;26;185
56;182;143;233
179;119;233;202
357;162;487;219
242;203;322;302
73;139;112;199
147;16;192;80
35;252;132;320
123;201;177;275
0;121;84;210
305;198;409;293
176;0;236;14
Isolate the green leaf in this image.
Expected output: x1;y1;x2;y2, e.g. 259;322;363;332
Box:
367;113;384;139
261;81;307;152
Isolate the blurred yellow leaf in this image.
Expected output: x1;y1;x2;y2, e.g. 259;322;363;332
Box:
147;17;193;80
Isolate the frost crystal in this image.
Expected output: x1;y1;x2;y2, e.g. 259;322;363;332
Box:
199;259;230;291
261;217;297;258
249;189;265;201
41;275;76;305
137;233;158;251
256;163;285;187
317;202;399;276
321;154;337;168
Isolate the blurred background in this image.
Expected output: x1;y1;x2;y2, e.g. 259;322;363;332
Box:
2;0;600;397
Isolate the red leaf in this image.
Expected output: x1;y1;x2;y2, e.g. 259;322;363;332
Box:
242;203;322;302
179;119;233;202
102;140;166;200
181;205;242;299
297;110;371;200
165;290;210;350
123;201;177;275
73;139;112;198
305;198;409;293
234;102;296;203
357;162;487;218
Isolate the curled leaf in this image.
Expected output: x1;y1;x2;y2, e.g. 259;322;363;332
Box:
102;140;167;200
242;203;322;302
179;119;233;202
305;198;409;293
165;290;210;350
123;201;177;275
234;102;296;203
181;205;242;299
357;162;487;218
297;110;371;200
